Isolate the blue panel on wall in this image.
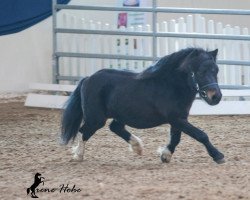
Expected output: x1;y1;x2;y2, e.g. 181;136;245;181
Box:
0;0;70;36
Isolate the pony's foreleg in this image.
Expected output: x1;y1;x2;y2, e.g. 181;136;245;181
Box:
170;119;225;164
109;120;143;155
158;127;181;163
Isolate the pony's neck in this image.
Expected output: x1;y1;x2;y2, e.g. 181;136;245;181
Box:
171;71;197;102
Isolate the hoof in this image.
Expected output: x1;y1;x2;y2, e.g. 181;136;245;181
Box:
130;142;143;155
70;157;83;162
159;148;172;163
215;158;225;164
129;135;143;156
71;140;85;162
213;153;225;164
71;150;84;162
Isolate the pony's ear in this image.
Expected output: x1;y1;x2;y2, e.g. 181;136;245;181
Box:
208;49;218;60
177;49;199;72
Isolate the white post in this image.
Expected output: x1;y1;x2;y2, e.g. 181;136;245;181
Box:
194;14;201;47
80;18;87;76
120;26;127;69
70;16;77;77
96;21;102;72
89;20;97;75
194;15;206;48
136;25;143;72
200;16;206;48
223;25;233;85
130;25;140;72
143;24;152;69
216;22;224;84
83;20;93;76
103;23;111;69
122;26;130;70
60;13;70;79
156;22;160;57
178;17;186;50
75;18;82;77
159;21;168;56
128;26;135;70
116;30;122;70
233;26;242;85
168;19;176;53
111;24;117;70
207;20;215;50
242;28;250;85
186;15;194;47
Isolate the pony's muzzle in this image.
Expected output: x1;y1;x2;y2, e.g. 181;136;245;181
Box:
206;88;222;105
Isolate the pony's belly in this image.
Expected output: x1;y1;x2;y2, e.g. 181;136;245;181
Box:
126;121;167;129
117;115;167;129
108;101;168;129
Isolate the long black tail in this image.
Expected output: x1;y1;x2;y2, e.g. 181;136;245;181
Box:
60;78;86;145
27;188;30;195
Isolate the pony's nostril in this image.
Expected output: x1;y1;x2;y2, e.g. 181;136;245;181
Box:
212;94;217;101
212;93;221;103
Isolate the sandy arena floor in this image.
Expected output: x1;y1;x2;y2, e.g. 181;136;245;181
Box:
0;97;249;200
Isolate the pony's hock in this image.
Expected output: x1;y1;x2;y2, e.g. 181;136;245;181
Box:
60;48;225;164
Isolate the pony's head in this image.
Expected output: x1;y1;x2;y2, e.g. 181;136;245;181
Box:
35;173;42;178
137;47;222;105
179;48;222;105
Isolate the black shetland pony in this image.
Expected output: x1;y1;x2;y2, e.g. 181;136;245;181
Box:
61;48;225;164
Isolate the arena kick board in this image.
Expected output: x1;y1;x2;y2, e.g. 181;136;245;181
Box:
25;83;250;115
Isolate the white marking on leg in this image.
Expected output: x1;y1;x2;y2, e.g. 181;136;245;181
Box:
71;136;85;162
128;134;143;155
157;127;172;163
158;147;172;163
167;127;171;144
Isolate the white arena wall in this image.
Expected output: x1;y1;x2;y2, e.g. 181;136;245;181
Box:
0;18;52;92
0;0;249;92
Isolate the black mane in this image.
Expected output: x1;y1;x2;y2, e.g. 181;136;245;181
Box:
137;47;206;79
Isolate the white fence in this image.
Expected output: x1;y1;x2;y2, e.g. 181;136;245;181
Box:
57;13;250;86
26;10;250;113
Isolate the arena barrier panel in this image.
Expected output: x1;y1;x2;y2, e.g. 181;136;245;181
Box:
25;0;250;114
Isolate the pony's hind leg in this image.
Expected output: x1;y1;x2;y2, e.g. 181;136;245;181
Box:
109;120;143;155
71;120;105;161
159;126;181;163
71;134;86;162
